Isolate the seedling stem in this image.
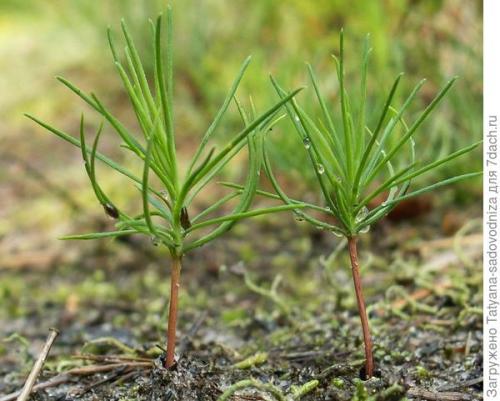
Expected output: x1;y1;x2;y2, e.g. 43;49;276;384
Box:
347;237;374;378
166;255;182;368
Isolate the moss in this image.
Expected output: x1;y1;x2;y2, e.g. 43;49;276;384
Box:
416;365;431;380
332;377;345;389
233;351;268;369
222;308;248;325
352;380;370;401
289;380;319;399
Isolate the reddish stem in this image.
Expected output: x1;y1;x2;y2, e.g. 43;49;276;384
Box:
347;237;374;378
165;256;181;369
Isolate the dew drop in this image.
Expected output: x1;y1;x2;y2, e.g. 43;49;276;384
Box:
317;164;325;175
294;115;300;122
355;206;369;223
160;190;169;201
359;225;370;234
303;137;311;150
356;207;370;234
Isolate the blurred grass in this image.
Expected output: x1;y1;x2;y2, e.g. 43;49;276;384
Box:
0;0;482;244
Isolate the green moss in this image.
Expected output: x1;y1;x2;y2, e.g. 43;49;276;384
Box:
351;379;370;401
233;351;268;369
332;377;345;389
416;365;431;380
222;308;248;325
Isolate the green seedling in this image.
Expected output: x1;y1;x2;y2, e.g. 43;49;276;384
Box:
26;9;303;369
251;31;480;377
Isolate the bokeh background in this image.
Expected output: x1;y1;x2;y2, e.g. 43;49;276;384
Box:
0;1;484;398
0;0;482;258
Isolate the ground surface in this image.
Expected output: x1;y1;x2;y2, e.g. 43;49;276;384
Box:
0;201;482;401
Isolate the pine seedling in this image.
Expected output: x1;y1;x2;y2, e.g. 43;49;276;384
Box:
25;9;303;369
258;32;480;377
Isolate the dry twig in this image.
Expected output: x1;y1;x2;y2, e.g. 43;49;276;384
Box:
0;361;152;401
407;387;471;401
16;328;59;401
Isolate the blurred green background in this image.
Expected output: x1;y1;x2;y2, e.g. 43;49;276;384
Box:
0;0;482;263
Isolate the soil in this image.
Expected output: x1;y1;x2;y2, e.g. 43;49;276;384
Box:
0;205;482;400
